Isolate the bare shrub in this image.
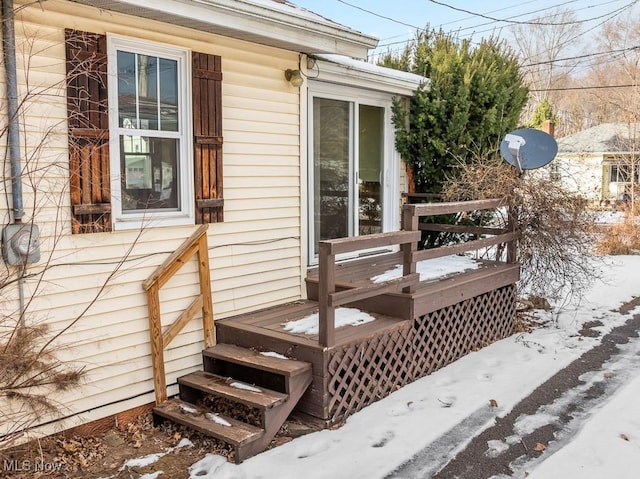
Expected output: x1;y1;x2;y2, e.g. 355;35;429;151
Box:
0;321;85;445
444;158;600;302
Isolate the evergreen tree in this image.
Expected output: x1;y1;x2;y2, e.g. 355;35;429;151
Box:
379;30;529;193
529;98;555;129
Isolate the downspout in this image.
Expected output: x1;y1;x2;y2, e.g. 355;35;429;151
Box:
2;0;26;323
2;0;24;223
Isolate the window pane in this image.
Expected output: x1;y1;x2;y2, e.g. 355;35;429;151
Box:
138;55;158;130
120;135;179;212
118;52;178;131
358;104;384;235
117;51;137;128
159;58;179;132
313;98;350;255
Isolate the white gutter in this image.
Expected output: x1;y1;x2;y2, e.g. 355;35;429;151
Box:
67;0;378;58
313;54;428;96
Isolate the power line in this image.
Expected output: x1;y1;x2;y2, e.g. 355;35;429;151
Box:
375;0;585;48
336;0;421;30
372;0;544;42
517;0;638;64
531;83;640;91
376;0;628;51
377;2;639;71
427;0;639;26
523;44;640;67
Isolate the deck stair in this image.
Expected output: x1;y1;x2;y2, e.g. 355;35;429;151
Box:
153;343;312;463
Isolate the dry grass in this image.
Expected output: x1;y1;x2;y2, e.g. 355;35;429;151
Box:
595;209;640;255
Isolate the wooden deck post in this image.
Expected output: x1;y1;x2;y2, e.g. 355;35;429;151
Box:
402;205;418;294
507;204;518;263
146;283;167;404
318;242;336;347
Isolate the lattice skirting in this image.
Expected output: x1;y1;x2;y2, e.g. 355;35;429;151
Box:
326;285;516;423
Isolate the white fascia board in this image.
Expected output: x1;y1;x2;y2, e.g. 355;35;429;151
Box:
313;55;429;96
68;0;378;58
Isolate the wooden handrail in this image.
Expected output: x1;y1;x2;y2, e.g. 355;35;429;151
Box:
405;198;507;217
143;224;215;404
323;230;421;255
315;198;516;347
318;230;421;347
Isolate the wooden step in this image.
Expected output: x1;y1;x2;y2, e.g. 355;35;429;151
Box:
153;398;264;448
203;344;311;377
155;344;313;463
178;371;288;410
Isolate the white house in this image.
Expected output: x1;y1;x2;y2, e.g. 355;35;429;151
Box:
555;123;640;202
0;0;426;441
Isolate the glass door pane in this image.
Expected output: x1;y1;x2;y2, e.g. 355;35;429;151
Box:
313;97;351;255
358;105;384;235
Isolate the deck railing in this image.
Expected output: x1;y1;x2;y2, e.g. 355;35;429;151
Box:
318;230;422;347
402;198;518;264
142;224;215;404
316;198;517;347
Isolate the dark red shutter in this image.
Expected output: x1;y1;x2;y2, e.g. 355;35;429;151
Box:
65;29;111;233
192;52;223;224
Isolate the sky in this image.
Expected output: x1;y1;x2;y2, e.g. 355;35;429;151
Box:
106;213;640;478
290;0;640;60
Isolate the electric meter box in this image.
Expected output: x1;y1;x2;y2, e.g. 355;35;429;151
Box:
2;223;40;265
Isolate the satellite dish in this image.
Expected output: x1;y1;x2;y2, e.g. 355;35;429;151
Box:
500;128;558;172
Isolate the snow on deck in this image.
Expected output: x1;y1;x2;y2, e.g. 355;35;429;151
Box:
282;307;375;335
371;255;481;283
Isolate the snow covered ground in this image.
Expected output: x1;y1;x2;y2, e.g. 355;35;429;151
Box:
119;255;640;478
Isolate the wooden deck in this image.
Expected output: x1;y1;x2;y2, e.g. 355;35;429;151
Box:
217;250;519;422
152;198;520;424
216;199;520;422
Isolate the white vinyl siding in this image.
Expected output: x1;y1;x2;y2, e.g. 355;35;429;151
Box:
0;0;303;436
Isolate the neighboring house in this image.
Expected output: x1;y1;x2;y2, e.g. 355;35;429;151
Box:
555;123;640;202
0;0;426;439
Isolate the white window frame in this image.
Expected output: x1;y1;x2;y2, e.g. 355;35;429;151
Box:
107;35;194;230
307;82;399;265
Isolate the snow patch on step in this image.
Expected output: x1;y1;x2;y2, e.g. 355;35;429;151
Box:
261;351;289;360
180;404;198;414
230;381;262;393
206;412;232;427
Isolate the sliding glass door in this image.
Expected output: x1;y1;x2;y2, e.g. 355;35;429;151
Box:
308;87;396;263
312;97;351;248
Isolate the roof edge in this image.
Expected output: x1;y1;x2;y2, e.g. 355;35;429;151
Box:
67;0;379;58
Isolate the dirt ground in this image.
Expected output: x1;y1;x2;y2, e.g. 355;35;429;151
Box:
0;411;322;479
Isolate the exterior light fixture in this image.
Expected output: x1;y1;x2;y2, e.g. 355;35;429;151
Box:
284;69;304;87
